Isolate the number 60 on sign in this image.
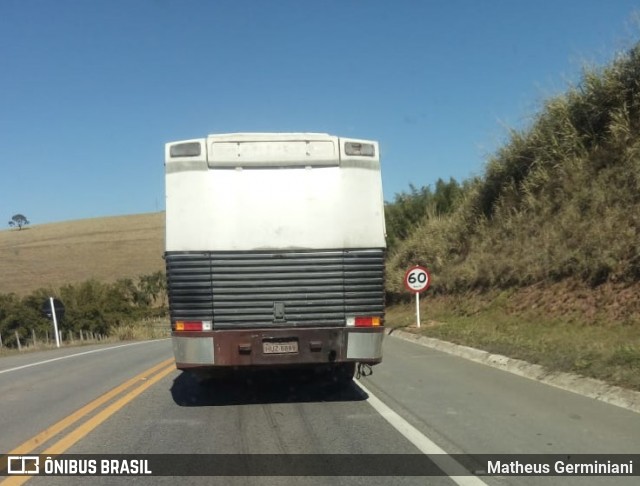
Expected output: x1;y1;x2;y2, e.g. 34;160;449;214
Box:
404;266;430;293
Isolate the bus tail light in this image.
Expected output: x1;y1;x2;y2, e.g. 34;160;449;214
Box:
174;320;212;331
346;316;381;327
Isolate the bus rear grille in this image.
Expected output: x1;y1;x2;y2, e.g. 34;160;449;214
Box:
165;249;385;328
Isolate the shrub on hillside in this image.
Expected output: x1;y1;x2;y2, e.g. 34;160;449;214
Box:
0;273;168;348
384;178;468;252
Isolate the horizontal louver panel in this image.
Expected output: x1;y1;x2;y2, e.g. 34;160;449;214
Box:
165;253;213;322
166;249;385;328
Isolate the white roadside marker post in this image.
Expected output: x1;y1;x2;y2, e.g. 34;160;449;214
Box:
50;297;61;348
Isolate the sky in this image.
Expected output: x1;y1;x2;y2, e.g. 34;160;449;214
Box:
1;0;638;225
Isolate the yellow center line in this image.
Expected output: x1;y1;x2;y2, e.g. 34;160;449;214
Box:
7;358;175;455
43;362;176;454
1;360;176;486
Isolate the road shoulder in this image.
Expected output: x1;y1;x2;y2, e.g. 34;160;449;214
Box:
387;328;640;414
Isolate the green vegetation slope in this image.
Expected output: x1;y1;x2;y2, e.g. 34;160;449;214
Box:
387;43;640;295
383;43;640;390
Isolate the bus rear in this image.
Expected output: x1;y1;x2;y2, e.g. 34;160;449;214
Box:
164;133;386;384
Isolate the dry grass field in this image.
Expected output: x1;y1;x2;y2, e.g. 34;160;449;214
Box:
0;212;165;295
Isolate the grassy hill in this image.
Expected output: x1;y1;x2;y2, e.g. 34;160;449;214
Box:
387;43;640;294
383;43;640;390
0;212;164;295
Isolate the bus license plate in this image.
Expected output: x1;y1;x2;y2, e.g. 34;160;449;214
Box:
263;341;298;354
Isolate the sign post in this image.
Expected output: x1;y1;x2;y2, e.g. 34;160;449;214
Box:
403;265;431;328
49;297;60;348
42;298;65;348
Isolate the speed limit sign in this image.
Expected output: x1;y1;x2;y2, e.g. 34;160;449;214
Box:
404;265;431;293
404;265;431;329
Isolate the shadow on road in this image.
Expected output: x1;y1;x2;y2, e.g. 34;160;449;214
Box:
170;368;368;407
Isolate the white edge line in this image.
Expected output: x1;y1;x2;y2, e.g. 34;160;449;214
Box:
0;339;171;375
357;380;489;486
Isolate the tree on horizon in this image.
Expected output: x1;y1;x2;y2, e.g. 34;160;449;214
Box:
8;214;30;230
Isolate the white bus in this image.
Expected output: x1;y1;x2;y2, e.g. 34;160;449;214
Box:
164;133;386;385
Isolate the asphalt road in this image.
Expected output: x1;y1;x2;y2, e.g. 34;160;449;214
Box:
0;335;638;486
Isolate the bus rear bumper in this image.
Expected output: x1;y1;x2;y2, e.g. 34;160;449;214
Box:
172;327;383;370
